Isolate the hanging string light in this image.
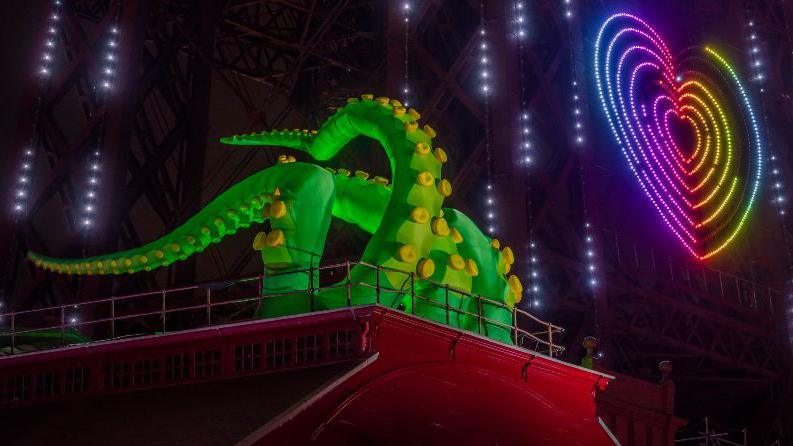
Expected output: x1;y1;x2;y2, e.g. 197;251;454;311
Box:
478;1;496;235
744;20;784;217
78;23;120;229
561;0;598;288
3;0;65;311
402;1;412;107
562;0;573;19
745;16;793;346
12;0;64;215
583;221;598;287
562;0;584;146
514;1;526;40
510;1;542;307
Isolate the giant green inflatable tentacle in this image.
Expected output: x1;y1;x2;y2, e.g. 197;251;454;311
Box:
223;98;464;300
29;166;282;275
222;96;522;313
329;169;390;234
29;94;526;345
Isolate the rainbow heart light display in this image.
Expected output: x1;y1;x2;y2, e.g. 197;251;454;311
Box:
594;13;763;260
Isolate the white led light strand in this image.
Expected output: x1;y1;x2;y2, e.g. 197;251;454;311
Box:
514;0;526;40
39;1;63;78
561;0;598;288
745;20;784;217
562;0;584;146
402;1;412;106
511;1;542;308
583;221;598;287
562;0;573;19
479;1;496;235
78;23;120;229
745;17;793;346
12;0;64;215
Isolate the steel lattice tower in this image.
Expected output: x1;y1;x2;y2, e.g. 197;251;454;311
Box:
0;0;792;441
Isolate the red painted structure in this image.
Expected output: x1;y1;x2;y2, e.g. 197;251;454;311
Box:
0;304;683;445
597;370;683;446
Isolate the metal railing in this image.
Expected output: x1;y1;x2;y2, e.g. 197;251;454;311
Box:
0;261;564;357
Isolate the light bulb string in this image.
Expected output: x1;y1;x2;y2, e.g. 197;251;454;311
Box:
481;0;491;178
744;13;793;320
563;1;601;346
1;0;64;306
479;0;496;237
78;7;120;238
403;1;411;106
777;1;793;324
75;5;121;304
512;1;539;310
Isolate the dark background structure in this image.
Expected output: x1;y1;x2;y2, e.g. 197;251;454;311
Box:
0;0;792;443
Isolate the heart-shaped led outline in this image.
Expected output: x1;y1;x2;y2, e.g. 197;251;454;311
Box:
594;13;763;260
